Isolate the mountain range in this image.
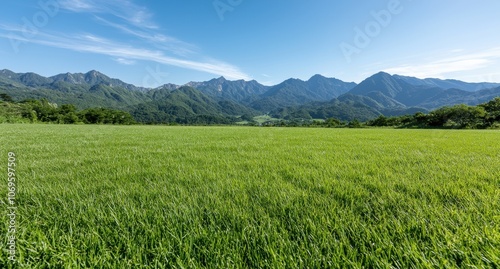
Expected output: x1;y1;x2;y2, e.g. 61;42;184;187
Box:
1;69;499;123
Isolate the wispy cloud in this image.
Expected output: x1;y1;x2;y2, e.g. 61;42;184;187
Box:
114;58;136;65
383;47;500;79
93;16;197;56
1;0;251;81
0;27;250;80
59;0;157;29
59;0;94;11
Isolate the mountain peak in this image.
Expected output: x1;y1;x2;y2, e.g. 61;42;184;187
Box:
308;74;327;81
283;77;304;83
1;69;14;74
0;69;18;78
86;70;98;75
85;70;107;78
373;71;392;78
348;72;403;98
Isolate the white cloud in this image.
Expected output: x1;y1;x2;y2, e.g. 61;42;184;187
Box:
383;47;500;79
1;0;251;81
0;27;251;80
59;0;157;29
114;58;136;65
59;0;94;11
93;16;197;56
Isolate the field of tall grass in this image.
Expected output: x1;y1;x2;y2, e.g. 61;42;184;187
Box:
1;125;499;268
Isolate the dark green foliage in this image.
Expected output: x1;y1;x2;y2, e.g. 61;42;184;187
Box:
129;86;251;124
1;98;135;124
366;98;500;129
240;113;254;121
130;103;175;124
0;101;32;123
479;97;500;125
78;108;135;125
433;105;486;128
369;115;389;126
324;117;342;127
348;119;362;128
0;93;14;102
272;98;381;122
182;114;234;125
22;98;59;122
3;95;500;129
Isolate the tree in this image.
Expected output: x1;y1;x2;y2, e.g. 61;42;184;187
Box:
25;98;58;122
348;119;362;128
412;112;428;127
78;107;136;125
59;104;77;114
368;115;388;126
79;108;106;124
479;97;500;126
63;112;80;124
324;118;342;128
0;93;14;102
445;104;486;129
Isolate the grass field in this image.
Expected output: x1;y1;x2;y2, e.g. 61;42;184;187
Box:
1;125;499;268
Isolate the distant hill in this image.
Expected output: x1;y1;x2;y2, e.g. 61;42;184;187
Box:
416;86;500;109
271;93;429;122
130;86;256;124
249;75;357;112
265;72;500;121
393;74;500;92
1;69;147;91
186;77;269;102
271;98;381;122
346;72;500;110
1;69;499;123
0;69;152;110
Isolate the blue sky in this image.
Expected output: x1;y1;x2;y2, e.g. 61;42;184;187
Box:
1;0;500;87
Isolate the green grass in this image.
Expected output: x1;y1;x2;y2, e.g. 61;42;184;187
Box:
1;125;499;268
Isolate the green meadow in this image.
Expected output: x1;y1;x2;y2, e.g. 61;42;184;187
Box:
1;125;499;268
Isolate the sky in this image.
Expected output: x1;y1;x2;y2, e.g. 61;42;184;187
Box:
1;0;500;87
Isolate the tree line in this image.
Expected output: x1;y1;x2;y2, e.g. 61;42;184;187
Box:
0;96;135;124
365;98;500;129
1;93;499;128
247;98;500;129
